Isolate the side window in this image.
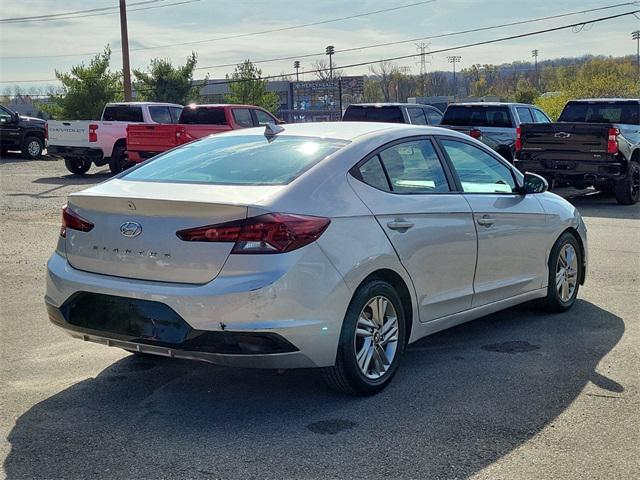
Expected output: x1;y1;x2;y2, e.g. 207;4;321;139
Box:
232;108;254;128
103;106;144;122
425;109;443;125
254;109;276;126
0;107;13;123
407;107;427;125
169;107;183;123
441;139;516;194
516;107;534;123
378;139;450;193
357;156;390;191
148;106;172;124
532;109;551;123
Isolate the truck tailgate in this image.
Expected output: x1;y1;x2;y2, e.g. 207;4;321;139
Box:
520;123;610;154
126;124;180;153
47;121;90;147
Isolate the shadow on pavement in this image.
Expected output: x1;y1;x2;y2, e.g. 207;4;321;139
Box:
557;188;640;220
4;300;623;479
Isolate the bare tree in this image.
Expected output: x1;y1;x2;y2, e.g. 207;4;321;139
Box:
311;59;343;81
369;61;399;101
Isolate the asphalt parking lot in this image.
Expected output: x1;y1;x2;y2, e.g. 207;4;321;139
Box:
1;154;638;480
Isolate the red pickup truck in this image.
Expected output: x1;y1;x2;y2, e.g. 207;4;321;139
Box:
126;104;280;162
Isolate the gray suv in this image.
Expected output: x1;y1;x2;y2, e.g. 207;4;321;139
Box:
343;103;443;126
441;102;551;162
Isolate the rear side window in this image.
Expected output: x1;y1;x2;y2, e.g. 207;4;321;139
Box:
442;106;513;128
558;102;640;125
516;107;534;123
169;107;183;123
375;139;450;193
532;109;550;123
357;157;390;192
179;107;228;125
254;109;276;126
343;106;404;123
425;109;443;125
148;106;173;124
407;107;427;125
232;108;254;127
123;135;349;185
103;105;144;122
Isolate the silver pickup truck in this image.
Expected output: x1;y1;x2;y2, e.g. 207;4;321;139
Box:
440;102;552;163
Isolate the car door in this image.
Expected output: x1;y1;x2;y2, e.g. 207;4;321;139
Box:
349;137;478;321
438;137;548;307
0;106;21;149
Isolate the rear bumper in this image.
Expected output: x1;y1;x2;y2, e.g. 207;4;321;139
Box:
48;145;104;162
514;157;624;182
45;245;350;369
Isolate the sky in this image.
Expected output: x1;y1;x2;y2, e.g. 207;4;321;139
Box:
0;0;639;93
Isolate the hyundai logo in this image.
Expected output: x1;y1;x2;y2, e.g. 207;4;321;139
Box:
120;221;142;238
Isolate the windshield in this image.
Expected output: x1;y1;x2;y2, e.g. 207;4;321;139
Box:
123;135;349;185
442;106;513;128
558;102;640;125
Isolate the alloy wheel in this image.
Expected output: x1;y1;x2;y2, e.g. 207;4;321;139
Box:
354;296;399;380
556;244;578;302
28;140;41;157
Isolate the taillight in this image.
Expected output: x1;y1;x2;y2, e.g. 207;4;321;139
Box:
88;124;98;142
60;205;94;238
607;127;619;154
469;128;482;139
515;127;522;152
176;213;331;254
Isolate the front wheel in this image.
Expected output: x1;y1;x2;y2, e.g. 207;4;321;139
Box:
64;158;91;175
22;136;43;160
614;160;640;205
322;280;406;395
538;232;582;313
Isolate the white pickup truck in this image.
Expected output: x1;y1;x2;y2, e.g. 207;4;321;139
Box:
47;102;182;175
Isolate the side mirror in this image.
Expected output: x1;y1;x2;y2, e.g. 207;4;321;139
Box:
523;172;548;194
12;112;20;123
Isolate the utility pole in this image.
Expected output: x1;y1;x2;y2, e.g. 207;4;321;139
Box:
325;45;335;80
447;55;461;97
293;61;300;82
531;49;539;88
633;31;640;81
119;0;132;101
415;42;430;96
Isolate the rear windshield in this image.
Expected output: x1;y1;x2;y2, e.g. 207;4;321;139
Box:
179;107;228;125
102;105;144;122
442;106;513;128
122;135;349;185
558;102;640;125
343;106;404;123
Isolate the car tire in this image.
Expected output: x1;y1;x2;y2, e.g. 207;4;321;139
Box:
614;160;640;205
538;232;582;313
322;279;406;395
21;136;43;160
64;158;91;175
108;144;127;174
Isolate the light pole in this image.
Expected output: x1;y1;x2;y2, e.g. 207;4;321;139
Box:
447;55;461;97
532;49;539;88
294;61;300;82
633;31;640;81
119;0;132;101
325;45;335;80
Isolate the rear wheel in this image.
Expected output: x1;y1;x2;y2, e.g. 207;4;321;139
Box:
64;158;91;175
538;232;582;313
108;144;128;174
22;136;43;159
322;280;406;395
614;160;640;205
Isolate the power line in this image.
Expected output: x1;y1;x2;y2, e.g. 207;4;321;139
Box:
0;0;166;22
0;1;437;59
7;9;638;96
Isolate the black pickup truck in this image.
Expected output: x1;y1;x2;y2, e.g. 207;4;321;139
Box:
0;104;46;159
514;99;640;205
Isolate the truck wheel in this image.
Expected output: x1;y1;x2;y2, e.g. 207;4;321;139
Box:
108;145;127;174
614;161;640;205
64;158;91;175
22;136;43;160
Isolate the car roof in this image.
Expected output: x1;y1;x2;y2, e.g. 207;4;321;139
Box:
105;102;183;107
448;102;534;107
349;103;437;108
183;104;267;109
565;98;640;103
220;121;450;141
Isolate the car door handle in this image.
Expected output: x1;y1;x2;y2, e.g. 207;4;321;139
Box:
476;215;496;227
387;220;414;231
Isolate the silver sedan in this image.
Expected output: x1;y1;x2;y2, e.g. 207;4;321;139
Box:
45;122;587;395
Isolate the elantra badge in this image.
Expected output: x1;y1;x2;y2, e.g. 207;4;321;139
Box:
120;221;142;238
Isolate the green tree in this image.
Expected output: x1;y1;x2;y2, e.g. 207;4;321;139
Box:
40;46;121;119
133;52;202;104
514;78;539;104
225;60;280;113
